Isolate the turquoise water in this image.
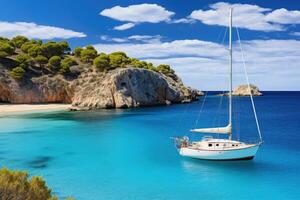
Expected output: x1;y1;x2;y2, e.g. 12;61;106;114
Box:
0;92;299;200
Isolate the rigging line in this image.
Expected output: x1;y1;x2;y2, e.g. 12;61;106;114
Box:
175;99;192;133
212;26;227;130
235;26;263;143
216;25;225;43
216;93;224;139
221;26;228;46
193;91;208;129
213;91;224;128
235;94;241;141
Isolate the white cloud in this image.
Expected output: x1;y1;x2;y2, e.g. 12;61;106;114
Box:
113;23;135;31
100;35;127;42
170;18;196;24
190;2;300;31
266;8;300;24
100;35;162;44
0;21;86;39
93;38;300;90
100;4;174;23
290;32;300;36
100;4;174;30
128;35;162;43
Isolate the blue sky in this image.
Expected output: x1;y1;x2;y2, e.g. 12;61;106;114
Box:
1;0;300;90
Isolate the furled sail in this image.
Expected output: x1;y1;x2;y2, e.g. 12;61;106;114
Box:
190;124;231;134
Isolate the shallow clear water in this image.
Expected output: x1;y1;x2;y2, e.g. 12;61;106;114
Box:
0;92;299;200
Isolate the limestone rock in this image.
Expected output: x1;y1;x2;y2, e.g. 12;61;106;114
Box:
218;84;262;96
71;68;202;110
232;84;262;96
0;64;73;103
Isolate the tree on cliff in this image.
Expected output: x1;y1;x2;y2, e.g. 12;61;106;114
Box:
10;66;26;79
35;55;48;68
21;40;42;53
60;57;77;74
15;54;33;69
0;39;15;58
129;58;147;68
145;62;158;72
48;56;61;69
157;64;175;75
40;41;70;58
28;45;43;57
12;35;29;48
74;47;83;57
109;52;129;68
0;167;74;200
80;45;97;63
93;53;110;71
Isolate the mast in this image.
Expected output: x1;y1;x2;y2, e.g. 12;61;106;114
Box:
228;8;233;140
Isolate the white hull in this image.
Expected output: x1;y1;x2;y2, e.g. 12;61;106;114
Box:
180;144;260;160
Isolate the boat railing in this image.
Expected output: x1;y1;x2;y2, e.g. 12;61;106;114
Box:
202;135;213;141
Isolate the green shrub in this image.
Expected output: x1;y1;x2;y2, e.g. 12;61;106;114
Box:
93;54;110;71
147;63;158;72
156;64;174;75
74;47;83;57
0;40;15;58
35;55;48;68
28;45;42;57
80;46;97;63
0;51;8;58
48;56;61;69
60;57;76;74
15;54;32;68
108;52;129;68
10;66;26;79
41;42;63;58
21;40;70;58
59;41;71;54
21;40;42;53
0;37;10;42
129;58;148;69
12;35;29;48
0;167;74;200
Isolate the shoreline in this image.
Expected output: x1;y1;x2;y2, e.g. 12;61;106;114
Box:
0;104;71;116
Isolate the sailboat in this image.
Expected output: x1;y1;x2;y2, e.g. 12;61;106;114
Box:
174;8;262;161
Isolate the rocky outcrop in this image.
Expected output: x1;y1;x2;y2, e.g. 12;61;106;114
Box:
232;84;262;96
70;68;201;110
218;84;262;96
0;60;201;109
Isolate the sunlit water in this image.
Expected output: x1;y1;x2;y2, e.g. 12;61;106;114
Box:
0;92;299;200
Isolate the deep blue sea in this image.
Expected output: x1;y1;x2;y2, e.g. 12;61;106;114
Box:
0;92;299;200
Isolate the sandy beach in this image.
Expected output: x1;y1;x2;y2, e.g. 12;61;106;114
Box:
0;104;71;116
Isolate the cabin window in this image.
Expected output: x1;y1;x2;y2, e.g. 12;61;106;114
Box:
208;143;212;147
216;144;219;146
232;144;235;147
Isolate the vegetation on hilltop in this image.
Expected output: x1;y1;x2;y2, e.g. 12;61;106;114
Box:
0;167;74;200
0;35;176;80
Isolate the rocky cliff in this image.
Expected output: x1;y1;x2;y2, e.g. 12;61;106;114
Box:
0;59;201;109
71;68;201;110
